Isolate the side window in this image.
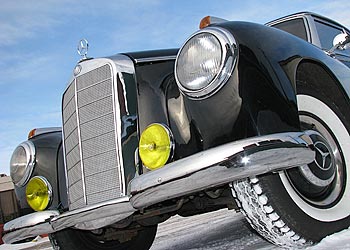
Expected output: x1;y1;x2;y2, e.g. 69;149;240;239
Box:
272;18;308;41
314;20;343;50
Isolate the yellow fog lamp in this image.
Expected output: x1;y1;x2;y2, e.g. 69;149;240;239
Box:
139;123;174;170
26;176;52;211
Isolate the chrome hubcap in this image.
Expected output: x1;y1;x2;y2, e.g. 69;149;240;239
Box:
299;133;336;187
287;114;345;208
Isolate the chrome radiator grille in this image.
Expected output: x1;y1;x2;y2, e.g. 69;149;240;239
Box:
62;64;123;210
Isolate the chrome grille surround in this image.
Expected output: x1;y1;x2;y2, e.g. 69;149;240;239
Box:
62;57;131;210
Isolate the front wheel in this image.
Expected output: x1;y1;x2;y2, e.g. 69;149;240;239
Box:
49;225;157;250
233;90;350;247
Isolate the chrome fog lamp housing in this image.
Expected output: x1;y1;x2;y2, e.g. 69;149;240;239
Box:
175;27;237;99
10;141;36;187
26;176;53;211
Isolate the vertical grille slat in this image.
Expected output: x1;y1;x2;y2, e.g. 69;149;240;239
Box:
62;63;123;210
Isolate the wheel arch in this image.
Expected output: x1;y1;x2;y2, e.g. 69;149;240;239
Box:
296;60;350;113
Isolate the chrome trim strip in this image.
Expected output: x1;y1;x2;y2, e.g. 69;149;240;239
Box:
110;62;125;194
61;90;70;209
108;54;138;195
74;78;88;205
130;131;316;208
134;55;177;64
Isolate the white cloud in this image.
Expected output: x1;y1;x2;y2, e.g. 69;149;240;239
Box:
0;0;163;47
0;53;53;84
0;1;66;46
0;23;34;46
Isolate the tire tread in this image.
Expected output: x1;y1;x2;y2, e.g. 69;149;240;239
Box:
233;178;311;248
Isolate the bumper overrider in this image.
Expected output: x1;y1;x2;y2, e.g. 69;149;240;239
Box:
3;131;316;244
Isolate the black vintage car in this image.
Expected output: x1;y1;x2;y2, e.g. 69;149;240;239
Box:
3;12;350;249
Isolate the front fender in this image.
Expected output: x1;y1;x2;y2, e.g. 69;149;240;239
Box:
13;131;67;215
214;21;350;138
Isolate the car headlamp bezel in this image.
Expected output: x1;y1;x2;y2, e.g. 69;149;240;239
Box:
10;141;36;187
175;27;238;99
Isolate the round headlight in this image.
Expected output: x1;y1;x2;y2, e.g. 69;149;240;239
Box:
26;176;52;211
176;33;222;90
139;123;174;170
175;27;237;99
10;141;36;187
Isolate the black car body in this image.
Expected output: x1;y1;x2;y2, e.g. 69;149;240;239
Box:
3;12;350;249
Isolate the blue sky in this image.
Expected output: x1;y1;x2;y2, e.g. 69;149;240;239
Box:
1;0;350;175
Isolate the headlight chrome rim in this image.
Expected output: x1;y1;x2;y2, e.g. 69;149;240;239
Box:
10;141;36;187
175;27;237;99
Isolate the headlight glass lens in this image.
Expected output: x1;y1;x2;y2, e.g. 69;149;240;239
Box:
10;141;36;186
139;123;174;170
10;146;27;184
175;27;237;99
176;32;222;91
26;176;52;211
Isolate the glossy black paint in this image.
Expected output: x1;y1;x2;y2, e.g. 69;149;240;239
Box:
125;49;178;62
220;22;350;126
132;24;290;159
132;21;350;170
14;19;350;210
14;131;66;215
115;68;139;186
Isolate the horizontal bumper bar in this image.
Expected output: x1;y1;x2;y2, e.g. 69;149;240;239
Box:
3;197;135;244
129;131;315;208
2;211;59;243
3;131;316;244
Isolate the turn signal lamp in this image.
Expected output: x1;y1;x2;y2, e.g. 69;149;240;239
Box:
199;16;228;29
200;16;211;29
26;176;52;211
28;129;37;139
139;123;174;170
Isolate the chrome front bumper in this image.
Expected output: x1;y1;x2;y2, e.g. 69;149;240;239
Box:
3;131;316;244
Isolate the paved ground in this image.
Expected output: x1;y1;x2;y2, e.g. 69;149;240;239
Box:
2;208;350;250
1;209;275;250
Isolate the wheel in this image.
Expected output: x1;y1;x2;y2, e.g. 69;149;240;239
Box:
49;225;157;250
232;85;350;247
